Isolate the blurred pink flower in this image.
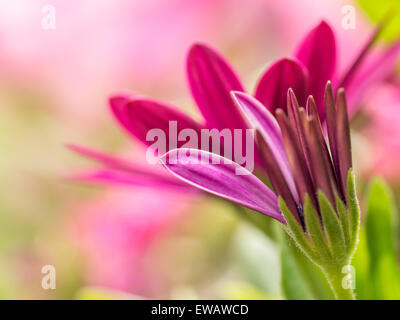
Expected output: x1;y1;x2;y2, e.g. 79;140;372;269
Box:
358;84;400;181
72;189;192;296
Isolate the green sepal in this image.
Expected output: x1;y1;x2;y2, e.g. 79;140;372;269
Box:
346;169;360;256
318;191;347;263
335;195;350;250
303;195;331;264
278;179;361;300
278;197;317;262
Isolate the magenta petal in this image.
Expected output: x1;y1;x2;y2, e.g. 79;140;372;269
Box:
254;58;308;112
68;168;192;190
161;148;283;222
186;43;247;131
68;144;147;173
67;144;186;187
109;95;134;133
295;21;336;118
345;40;400;114
123;99;204;148
337;23;383;90
231;92;299;203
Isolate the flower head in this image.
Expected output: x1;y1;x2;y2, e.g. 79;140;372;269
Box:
161;82;352;224
161;83;360;299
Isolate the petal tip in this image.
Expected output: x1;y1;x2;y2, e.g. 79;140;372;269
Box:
109;95;129;109
317;20;332;31
230;90;248;102
65;143;88;155
337;87;346;96
187;42;214;58
275;108;285;117
287;87;296;98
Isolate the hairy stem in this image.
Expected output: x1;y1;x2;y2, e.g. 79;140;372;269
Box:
323;266;356;300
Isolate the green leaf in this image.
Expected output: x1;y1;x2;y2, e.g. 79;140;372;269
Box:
336;195;350;249
366;178;397;258
374;253;400;299
352;228;372;300
358;0;400;41
365;178;400;299
318;191;347;263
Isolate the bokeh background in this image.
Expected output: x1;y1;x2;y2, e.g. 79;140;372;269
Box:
1;0;399;299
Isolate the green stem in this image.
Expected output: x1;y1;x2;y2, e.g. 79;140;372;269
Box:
324;267;356;300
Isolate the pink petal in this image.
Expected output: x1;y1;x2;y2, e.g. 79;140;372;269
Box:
68;168;192;190
160;148;283;222
254;58;308;112
109;95;132;132
231;92;299;203
186;43;247;131
67;144;186;188
337;23;383;90
345;40;400;114
123;98;204;148
295;21;336;118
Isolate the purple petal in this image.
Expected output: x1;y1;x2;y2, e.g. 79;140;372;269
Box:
186;43;247;131
335;89;352;199
254;58;308;112
287;90;310;167
307;95;340;203
304;117;337;207
276;110;317;208
231;91;298;202
255;131;301;224
160;148;283;222
124;99;204;148
323;82;344;198
295;21;336;119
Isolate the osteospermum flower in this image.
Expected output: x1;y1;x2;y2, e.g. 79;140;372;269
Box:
161;83;360;300
69;20;398;189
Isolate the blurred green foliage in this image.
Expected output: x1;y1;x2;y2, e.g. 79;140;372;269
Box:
232;224;281;298
358;0;400;41
76;287;141;300
354;178;400;299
